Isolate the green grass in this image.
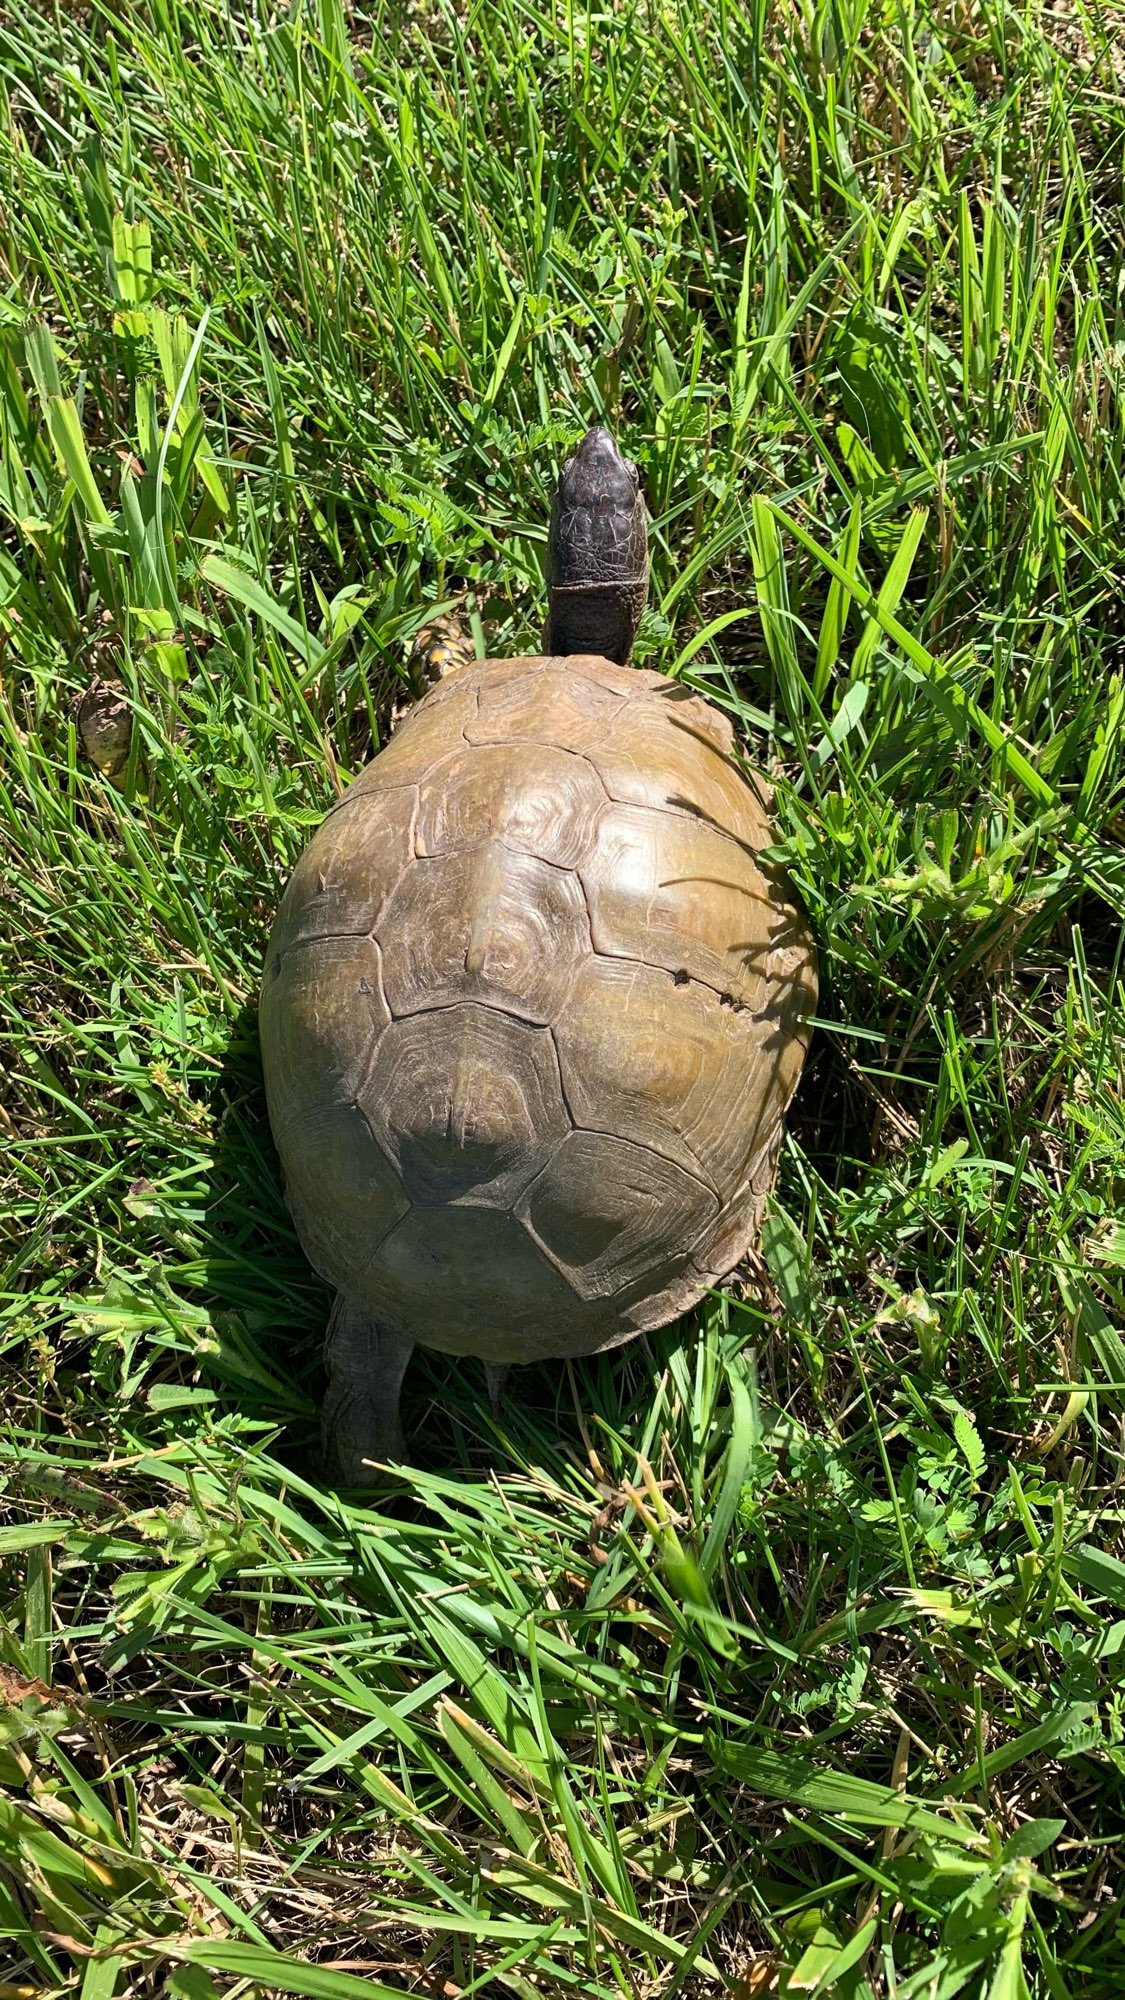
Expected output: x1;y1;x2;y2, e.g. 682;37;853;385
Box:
2;0;1125;1991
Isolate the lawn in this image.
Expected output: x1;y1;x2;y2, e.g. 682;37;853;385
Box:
2;0;1125;1992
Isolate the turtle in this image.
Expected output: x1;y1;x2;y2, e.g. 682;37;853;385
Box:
260;426;817;1482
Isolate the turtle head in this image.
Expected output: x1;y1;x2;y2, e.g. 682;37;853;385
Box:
545;426;648;666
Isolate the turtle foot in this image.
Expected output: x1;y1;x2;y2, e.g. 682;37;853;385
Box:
321;1297;414;1486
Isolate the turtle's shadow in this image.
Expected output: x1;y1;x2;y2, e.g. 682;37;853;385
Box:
189;996;325;1454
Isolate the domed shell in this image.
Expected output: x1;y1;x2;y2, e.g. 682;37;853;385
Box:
260;654;817;1362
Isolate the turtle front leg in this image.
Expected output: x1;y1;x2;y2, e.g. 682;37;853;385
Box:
321;1296;414;1485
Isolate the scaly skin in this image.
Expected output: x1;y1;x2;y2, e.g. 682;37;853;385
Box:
321;1295;412;1483
544;427;648;664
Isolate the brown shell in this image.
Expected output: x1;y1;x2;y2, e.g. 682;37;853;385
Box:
260;654;817;1362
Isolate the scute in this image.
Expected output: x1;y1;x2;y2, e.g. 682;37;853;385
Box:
358;1206;611;1360
695;1132;783;1284
613;1126;782;1336
278;1098;409;1297
467;660;626;753
260;934;390;1135
579;801;776;1007
378;844;590;1023
518;1130;716;1299
363;1004;571;1206
583;691;774;853
554;954;787;1195
415;742;605;869
267;788;417;954
559;653;647;699
345;675;478;791
635;674;739;754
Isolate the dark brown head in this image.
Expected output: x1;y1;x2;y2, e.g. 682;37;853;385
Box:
545;426;648;665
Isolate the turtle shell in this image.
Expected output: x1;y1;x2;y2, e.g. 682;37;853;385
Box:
260;654;817;1363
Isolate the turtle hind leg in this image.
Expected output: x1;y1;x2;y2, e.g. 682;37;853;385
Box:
321;1296;414;1486
484;1361;509;1420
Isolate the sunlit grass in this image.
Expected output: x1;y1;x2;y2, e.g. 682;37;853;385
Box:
2;0;1125;1992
